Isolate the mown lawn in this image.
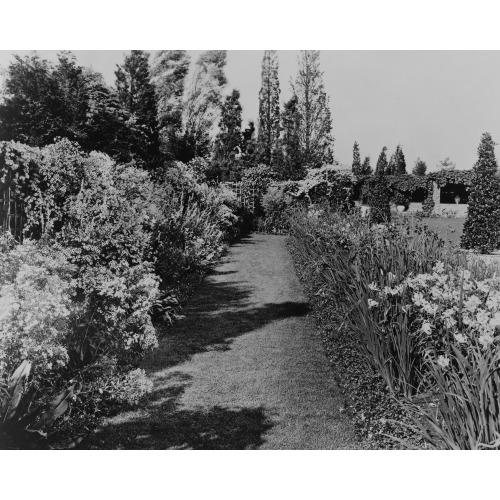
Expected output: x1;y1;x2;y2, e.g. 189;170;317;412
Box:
397;215;466;247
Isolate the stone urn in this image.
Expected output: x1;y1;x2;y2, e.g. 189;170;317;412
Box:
396;205;406;213
454;195;461;204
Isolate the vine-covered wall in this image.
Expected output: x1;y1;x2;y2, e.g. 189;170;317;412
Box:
353;170;474;216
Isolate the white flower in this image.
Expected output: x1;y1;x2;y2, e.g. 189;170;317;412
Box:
368;282;380;292
478;332;494;349
486;292;500;311
490;312;500;328
421;322;433;335
476;281;491;294
368;299;379;309
433;262;445;274
413;292;425;307
437;355;450;368
442;308;455;319
463;295;482;314
444;317;457;329
454;333;467;344
387;271;396;283
423;302;438;316
476;309;490;326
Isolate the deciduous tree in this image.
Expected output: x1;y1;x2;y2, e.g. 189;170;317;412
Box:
181;50;227;162
150;50;190;160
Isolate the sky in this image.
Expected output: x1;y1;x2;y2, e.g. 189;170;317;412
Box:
0;50;499;172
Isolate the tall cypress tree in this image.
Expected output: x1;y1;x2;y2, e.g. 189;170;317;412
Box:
369;166;391;224
394;144;407;174
352;141;362;176
279;95;304;180
257;50;281;166
360;156;373;175
461;133;500;253
375;146;388;175
386;145;406;175
291;50;334;168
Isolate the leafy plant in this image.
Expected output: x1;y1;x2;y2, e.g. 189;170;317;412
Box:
400;345;500;449
0;360;75;449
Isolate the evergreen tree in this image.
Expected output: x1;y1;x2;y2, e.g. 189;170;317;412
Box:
461;133;500;253
240;120;259;172
150;50;190;160
360;156;373;175
375;146;388;175
387;152;396;176
352;141;362;175
115;50;159;167
395;144;407;174
386;144;406;175
412;158;427;176
257;50;281;166
369;165;391;224
291;50;334;168
212;89;243;181
278;95;304;180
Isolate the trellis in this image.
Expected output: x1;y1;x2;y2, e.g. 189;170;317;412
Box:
0;182;24;243
223;181;261;212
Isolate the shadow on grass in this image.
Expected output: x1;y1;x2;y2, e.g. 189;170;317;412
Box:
149;277;309;371
84;236;305;449
83;371;274;450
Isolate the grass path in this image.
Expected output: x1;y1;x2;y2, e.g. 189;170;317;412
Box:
84;234;363;450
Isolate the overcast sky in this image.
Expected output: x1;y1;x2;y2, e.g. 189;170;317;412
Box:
1;50;499;172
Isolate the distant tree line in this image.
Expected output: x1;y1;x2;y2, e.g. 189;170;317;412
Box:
0;50;336;183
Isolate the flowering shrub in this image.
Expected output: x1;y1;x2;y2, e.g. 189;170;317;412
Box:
294;165;354;210
0;241;75;377
0;140;241;447
61;152;161;365
24;139;87;237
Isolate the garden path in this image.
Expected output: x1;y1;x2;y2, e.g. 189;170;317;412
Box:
85;234;362;449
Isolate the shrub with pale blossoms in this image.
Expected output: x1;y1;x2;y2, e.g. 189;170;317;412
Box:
0;241;75;377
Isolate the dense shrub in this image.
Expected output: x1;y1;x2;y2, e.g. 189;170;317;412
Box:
259;183;296;233
0;140;242;447
461;132;500;253
368;173;391;223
